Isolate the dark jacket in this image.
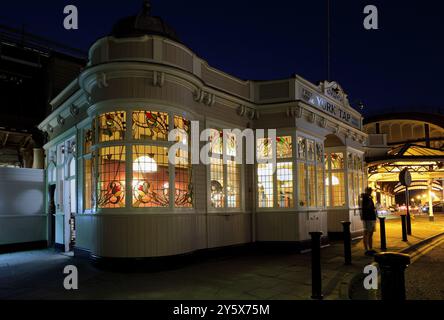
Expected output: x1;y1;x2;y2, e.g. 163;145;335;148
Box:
361;193;376;221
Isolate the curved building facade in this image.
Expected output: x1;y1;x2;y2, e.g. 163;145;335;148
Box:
38;3;367;259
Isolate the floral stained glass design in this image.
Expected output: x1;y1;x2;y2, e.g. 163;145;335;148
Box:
331;152;344;169
257;136;291;160
132;145;169;207
133;111;168;140
210;158;224;208
175;149;193;208
225;133;237;157
209;129;223;155
97;146;126;208
277;136;292;158
257;138;273;160
99;112;126;142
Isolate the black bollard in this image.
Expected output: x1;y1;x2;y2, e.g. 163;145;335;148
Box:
341;221;352;265
406;213;412;236
374;252;411;300
309;231;323;300
378;216;387;251
401;214;408;242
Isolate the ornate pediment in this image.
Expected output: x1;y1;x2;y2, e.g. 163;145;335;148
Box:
319;81;349;106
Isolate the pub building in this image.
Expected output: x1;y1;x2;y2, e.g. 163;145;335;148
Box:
38;1;367;259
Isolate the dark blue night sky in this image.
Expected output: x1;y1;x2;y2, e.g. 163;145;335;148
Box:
1;0;444;117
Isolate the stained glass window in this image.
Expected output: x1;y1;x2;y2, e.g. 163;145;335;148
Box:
308;164;316;207
257;163;273;208
175;149;193;208
227;160;240;208
208;129;241;209
174;115;191;142
84;158;93;210
210;158;224;208
97;146;126;208
277;136;292;158
132;111;168;141
298;162;307;207
99;112;126;142
225;132;237;157
132;145;169;207
331;152;344;169
257;136;291;160
257;138;273;160
316;166;324;207
277;162;293;208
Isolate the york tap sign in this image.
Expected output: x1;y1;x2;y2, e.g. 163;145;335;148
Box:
300;87;361;129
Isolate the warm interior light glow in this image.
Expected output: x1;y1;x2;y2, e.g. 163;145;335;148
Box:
277;168;292;181
325;175;340;186
133;156;157;173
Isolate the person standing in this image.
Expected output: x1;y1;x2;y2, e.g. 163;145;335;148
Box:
361;187;377;256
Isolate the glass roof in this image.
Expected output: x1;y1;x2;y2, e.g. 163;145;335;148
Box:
388;144;444;157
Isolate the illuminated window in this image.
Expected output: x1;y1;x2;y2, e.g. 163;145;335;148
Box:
175;149;192;208
256;135;294;208
308;164;316;207
209;129;223;154
354;172;359;207
227;160;240;208
331;152;344;169
174;115;191;143
298;162;307;207
210;158;224;208
98;111;126;142
316;166;325;207
330;172;345;207
225;132;237;157
132;111;168;140
97;146;126;208
208;128;241;209
296;136;324;208
84;158;93;211
257;138;273;160
277;162;293;208
348;172;354;207
132;145;169;207
277;136;292;158
258;163;274;208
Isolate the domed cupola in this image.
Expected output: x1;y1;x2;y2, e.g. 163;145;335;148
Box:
111;0;180;42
